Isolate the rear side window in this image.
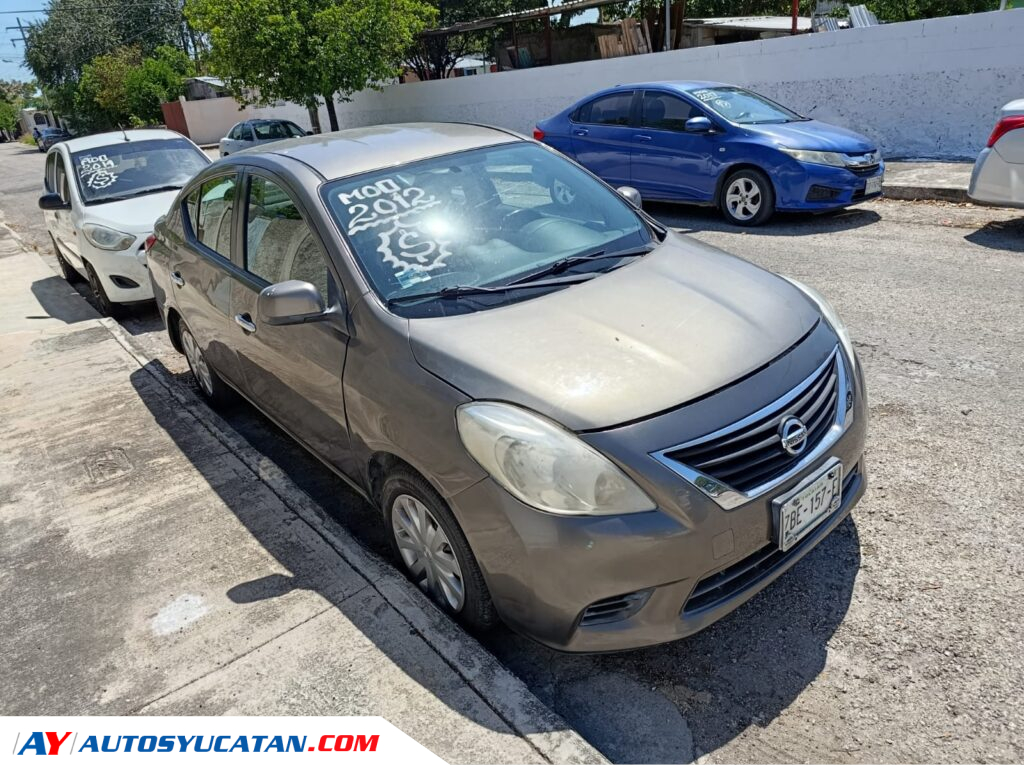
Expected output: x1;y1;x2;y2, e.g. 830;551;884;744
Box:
244;176;329;299
641;92;700;131
575;92;633;126
187;174;237;258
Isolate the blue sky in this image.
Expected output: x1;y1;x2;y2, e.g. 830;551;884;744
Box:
0;0;45;82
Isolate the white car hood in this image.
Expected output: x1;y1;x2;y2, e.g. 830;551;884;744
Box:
80;190;180;236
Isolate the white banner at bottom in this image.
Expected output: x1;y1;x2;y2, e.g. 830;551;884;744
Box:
4;716;444;767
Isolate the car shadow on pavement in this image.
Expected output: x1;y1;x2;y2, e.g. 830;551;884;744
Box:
963;216;1024;252
29;276;99;324
482;517;861;763
647;202;881;237
127;359;524;735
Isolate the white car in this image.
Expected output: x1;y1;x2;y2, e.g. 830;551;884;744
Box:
39;129;210;315
968;99;1024;208
218;119;309;157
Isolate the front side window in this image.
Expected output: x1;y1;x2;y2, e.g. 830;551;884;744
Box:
322;142;652;317
54;153;69;201
688;86;804;125
70;138;209;204
642;92;701;131
45;152;56;193
245;176;329;299
188;174;237;258
576;92;633;126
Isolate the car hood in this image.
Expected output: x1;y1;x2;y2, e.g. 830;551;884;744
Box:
408;235;821;431
750;120;875;153
81;190;180;235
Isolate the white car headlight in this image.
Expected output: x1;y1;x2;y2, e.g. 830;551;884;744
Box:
780;148;848;168
456;402;655;516
782;276;856;367
82;223;136;251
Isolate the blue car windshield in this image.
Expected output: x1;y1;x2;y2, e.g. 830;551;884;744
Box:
688;87;805;125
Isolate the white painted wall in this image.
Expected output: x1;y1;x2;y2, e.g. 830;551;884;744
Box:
254;10;1024;159
181;97;253;145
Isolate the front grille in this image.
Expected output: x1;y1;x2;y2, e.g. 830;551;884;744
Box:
848;163;881;177
579;590;651;627
683;465;859;614
664;352;840;493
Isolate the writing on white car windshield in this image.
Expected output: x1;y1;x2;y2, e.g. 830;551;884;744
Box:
71;138;210;205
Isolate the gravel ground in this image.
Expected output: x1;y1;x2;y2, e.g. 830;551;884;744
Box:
2;141;1022;762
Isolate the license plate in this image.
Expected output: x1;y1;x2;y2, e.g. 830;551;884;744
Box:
864;175;883;196
774;459;843;551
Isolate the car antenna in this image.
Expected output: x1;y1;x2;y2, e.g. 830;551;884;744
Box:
117;123;129;142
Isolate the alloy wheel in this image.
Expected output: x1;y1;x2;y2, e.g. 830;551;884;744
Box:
391;493;466;612
725;176;763;222
180;327;214;397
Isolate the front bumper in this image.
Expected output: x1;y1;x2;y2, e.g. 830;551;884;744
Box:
776;161;885;211
450;324;868;652
79;237;154;303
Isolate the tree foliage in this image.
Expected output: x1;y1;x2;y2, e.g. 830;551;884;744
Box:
186;0;436;131
0;80;39;134
406;0;536;81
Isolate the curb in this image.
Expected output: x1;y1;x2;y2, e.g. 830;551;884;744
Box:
100;318;608;765
881;183;970;204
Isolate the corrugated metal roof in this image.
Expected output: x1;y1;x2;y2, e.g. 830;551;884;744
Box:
685;16;813;32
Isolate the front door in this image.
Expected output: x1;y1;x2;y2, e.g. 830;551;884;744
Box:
46;150;81;266
229;171;351;470
629;91;719;203
568;91;636;187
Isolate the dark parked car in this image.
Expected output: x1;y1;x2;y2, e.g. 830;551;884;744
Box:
147;123;867;652
36;127;71;152
535;81;884;225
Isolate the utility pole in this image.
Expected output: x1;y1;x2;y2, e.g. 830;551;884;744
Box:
664;0;671;51
6;15;28;48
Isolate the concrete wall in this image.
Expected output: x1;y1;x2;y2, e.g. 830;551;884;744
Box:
179;97;253;145
256;10;1024;160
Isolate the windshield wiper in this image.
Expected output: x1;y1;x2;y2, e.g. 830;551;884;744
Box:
509;244;654;286
86;185;182;205
386;275;591;308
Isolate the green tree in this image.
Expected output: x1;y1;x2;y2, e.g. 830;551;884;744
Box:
0;101;19;134
124;46;195;125
186;0;435;132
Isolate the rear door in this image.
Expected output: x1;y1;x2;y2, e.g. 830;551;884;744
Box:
170;171;247;387
228;169;351;469
630;90;719;202
568;91;637;187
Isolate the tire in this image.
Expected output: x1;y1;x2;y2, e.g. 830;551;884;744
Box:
50;236;79;282
82;261;120;317
720;168;775;226
177;317;230;406
383;467;496;632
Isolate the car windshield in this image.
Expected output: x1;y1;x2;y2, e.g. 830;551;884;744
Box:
322;142;653;317
688;86;805;124
70;138;210;204
253;121;305;140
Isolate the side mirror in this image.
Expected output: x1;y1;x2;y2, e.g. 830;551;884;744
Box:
685;116;715;134
617;186;643;210
38;192;69;211
257;280;325;326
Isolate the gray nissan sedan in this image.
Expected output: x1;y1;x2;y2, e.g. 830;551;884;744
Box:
147;122;867;652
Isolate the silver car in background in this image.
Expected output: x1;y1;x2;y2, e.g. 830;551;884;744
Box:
969;99;1024;208
218;118;310;157
147;123;867;652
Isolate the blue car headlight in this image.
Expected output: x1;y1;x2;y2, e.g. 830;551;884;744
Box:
780;148;848;168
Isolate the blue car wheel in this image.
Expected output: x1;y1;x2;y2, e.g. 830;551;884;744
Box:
721;168;775;226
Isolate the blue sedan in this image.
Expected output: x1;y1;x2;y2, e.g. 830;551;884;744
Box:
534;81;884;225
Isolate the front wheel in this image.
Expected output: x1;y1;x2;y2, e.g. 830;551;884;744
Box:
720;168;775;226
383;468;496;631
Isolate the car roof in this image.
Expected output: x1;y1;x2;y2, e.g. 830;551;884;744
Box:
248;122;519;180
611;80;730;93
61;128;190;153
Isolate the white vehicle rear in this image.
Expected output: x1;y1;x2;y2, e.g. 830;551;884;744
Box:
40;129;210;315
968;99;1024;208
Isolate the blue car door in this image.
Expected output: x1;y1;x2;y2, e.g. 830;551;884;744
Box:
630;90;719;202
568;90;637;187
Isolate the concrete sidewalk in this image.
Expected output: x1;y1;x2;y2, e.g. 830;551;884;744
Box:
0;226;604;765
882;160;974;204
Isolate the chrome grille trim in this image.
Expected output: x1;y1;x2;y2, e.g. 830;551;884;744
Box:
651;346;852;510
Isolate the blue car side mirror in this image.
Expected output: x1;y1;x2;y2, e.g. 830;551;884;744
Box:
685;116;715;134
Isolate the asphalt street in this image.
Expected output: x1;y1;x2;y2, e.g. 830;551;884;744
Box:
2;140;1021;763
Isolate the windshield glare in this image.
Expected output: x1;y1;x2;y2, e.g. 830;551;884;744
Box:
688;87;803;124
323;142;651;315
71;138;209;204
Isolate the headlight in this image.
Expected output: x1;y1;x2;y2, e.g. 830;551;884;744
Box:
782;276;856;367
780;148;848;168
82;223;136;251
456;402;655;516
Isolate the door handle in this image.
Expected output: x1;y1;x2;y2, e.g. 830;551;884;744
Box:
634;134;652;142
573;128;589;137
170;271;185;287
234;313;256;333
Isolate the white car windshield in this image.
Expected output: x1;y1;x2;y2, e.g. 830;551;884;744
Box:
71;138;210;205
323;142;653;317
